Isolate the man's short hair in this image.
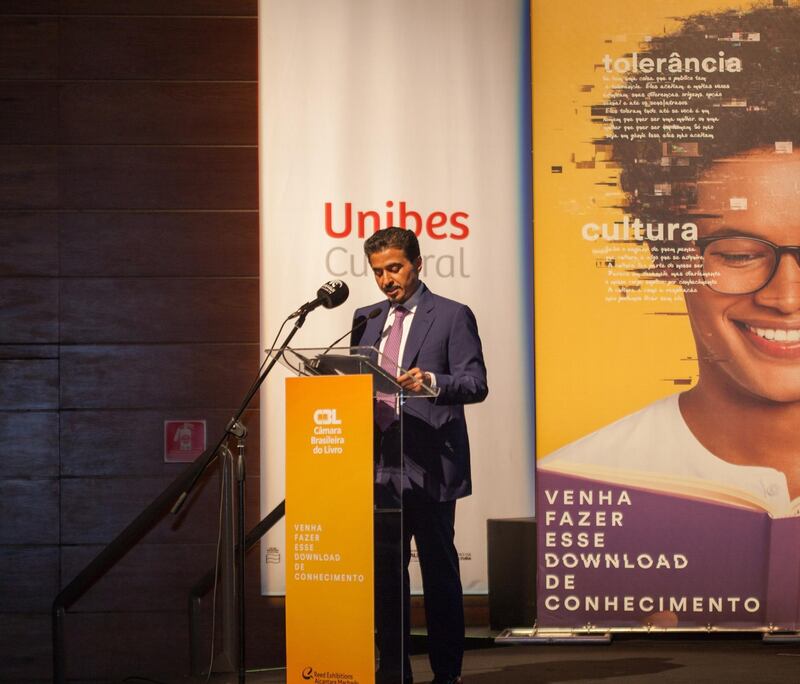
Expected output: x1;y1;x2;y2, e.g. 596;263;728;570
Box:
363;227;421;262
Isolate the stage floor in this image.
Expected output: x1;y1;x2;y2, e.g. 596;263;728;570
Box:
179;634;800;683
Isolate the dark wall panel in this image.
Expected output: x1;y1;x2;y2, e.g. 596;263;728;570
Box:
60;82;258;145
64;612;191;679
0;546;60;612
0;360;58;409
0;146;58;209
0;213;59;276
60;277;258;343
0;278;58;343
60;408;260;477
0;411;58;477
0;344;58;359
0;6;263;681
0;17;57;78
62;0;256;16
0;615;52;681
0;83;58;144
60;344;259;409
59;147;258;210
59;17;257;80
0;479;59;544
59;212;258;277
0;2;57;13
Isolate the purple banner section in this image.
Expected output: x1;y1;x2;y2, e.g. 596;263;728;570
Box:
764;518;800;627
535;470;800;629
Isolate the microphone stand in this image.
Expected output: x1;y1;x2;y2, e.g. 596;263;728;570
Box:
171;307;310;683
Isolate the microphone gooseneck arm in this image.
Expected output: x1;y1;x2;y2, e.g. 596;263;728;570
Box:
320;308;382;356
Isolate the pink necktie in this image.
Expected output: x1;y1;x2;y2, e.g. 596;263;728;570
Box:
375;305;408;430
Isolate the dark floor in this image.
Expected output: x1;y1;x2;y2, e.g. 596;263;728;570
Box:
158;633;800;683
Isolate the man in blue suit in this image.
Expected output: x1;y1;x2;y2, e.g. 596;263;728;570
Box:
351;227;488;684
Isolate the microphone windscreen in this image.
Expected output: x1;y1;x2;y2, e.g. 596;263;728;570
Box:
317;280;349;309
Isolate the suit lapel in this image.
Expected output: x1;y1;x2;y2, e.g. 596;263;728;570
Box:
402;287;435;370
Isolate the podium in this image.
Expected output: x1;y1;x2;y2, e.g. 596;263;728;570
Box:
277;345;438;684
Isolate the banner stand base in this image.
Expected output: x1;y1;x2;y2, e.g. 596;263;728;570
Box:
495;627;800;644
763;632;800;643
495;628;612;644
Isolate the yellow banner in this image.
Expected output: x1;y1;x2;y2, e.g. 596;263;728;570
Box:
285;375;375;684
533;0;800;630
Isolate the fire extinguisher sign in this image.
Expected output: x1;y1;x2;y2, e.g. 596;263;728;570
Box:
164;420;207;462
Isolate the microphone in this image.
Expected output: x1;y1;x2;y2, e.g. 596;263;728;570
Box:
289;280;349;319
320;308;382;356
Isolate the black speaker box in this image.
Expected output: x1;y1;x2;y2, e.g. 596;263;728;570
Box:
486;517;537;630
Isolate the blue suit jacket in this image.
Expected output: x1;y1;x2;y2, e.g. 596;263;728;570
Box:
352;285;488;502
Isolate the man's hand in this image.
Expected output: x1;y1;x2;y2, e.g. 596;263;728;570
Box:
396;367;430;394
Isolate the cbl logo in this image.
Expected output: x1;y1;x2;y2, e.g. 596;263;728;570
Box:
313;408;342;425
